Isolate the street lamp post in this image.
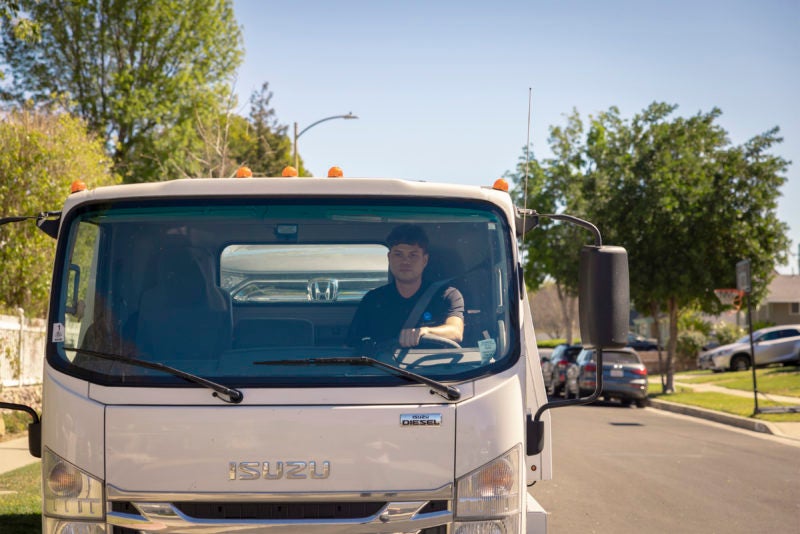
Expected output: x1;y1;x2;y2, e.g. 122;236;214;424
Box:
293;113;358;173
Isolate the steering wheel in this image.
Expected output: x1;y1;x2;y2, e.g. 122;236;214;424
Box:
404;351;464;370
389;334;462;366
418;333;461;349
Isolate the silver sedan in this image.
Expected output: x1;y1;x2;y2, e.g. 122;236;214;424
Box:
704;325;800;371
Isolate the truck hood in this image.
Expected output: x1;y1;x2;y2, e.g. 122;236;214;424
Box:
105;403;455;494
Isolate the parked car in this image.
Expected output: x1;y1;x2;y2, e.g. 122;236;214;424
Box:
545;343;583;397
699;325;800;372
540;352;553;392
565;347;649;407
626;332;660;351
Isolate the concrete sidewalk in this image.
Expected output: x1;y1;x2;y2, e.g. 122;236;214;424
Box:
672;375;800;406
0;434;39;476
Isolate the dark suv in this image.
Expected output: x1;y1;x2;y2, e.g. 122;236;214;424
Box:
566;347;649;407
545;344;582;397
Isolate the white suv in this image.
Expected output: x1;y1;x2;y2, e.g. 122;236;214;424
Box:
704;325;800;371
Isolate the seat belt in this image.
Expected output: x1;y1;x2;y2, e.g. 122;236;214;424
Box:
402;278;451;330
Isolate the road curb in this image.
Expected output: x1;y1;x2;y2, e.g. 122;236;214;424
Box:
648;398;777;435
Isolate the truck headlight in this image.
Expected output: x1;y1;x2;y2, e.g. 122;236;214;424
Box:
44;518;106;534
454;444;521;533
43;448;104;524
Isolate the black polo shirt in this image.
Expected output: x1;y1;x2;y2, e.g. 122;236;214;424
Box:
347;282;464;346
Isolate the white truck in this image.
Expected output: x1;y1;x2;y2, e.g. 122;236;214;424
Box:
2;173;628;533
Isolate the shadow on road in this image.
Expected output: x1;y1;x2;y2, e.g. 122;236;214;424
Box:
546;396;648;409
0;514;40;534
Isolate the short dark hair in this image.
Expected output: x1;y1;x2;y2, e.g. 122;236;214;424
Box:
386;224;429;253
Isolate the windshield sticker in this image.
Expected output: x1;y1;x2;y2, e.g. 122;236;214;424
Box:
52;323;65;343
478;338;497;363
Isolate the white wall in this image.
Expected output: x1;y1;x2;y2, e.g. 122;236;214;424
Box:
0;313;45;387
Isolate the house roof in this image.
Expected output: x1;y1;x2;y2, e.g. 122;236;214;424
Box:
765;274;800;303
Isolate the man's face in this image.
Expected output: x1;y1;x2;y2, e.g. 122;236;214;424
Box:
388;243;428;284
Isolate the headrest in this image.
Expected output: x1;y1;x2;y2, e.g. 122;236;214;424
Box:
156;248;206;303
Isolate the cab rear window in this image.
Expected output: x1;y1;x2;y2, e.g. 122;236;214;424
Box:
220;244;388;303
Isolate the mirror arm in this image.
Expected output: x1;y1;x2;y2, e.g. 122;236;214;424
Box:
0;212;61;239
515;208;539;236
527;349;605;455
539;213;602;246
515;208;601;247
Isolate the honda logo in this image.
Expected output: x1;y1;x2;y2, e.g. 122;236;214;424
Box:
309;278;338;301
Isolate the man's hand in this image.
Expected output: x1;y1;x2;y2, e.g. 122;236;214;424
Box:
399;317;464;348
399;327;429;347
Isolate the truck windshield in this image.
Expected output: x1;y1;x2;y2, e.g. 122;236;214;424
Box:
50;199;518;388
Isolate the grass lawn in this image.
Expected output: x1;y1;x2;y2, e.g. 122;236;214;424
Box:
0;462;41;534
648;378;800;422
674;366;800;397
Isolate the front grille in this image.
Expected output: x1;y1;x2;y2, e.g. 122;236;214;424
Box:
111;499;450;532
177;501;386;520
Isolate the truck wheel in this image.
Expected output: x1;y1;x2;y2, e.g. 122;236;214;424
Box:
636;398;648;408
730;355;750;372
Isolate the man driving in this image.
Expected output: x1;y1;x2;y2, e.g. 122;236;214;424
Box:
347;224;464;348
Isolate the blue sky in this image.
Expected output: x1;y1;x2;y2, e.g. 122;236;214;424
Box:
232;0;799;274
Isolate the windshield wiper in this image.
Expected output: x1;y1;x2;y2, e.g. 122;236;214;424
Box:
254;356;461;401
65;348;243;404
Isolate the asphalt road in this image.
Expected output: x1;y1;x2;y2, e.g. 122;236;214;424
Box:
529;403;800;534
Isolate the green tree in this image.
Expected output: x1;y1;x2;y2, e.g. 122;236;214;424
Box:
232;82;298;177
509;111;595;344
0;108;120;317
583;103;789;391
175;88;242;178
0;0;243;182
104;81;298;180
0;1;38;64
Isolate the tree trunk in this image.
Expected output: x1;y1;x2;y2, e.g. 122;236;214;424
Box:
555;282;574;344
650;301;666;392
664;297;680;393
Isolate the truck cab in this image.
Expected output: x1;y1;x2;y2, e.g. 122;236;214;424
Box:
3;174;628;533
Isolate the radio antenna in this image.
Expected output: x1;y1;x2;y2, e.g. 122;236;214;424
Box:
522;88;533;247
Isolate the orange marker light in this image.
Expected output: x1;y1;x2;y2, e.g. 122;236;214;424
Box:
492;178;509;192
235;166;252;178
282;166;299;177
327;166;343;178
70;180;87;194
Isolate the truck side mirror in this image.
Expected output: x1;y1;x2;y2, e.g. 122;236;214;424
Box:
578;245;629;349
527;241;630;457
0;402;41;458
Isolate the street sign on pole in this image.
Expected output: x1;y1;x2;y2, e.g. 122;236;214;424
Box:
735;258;758;414
736;259;751;294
